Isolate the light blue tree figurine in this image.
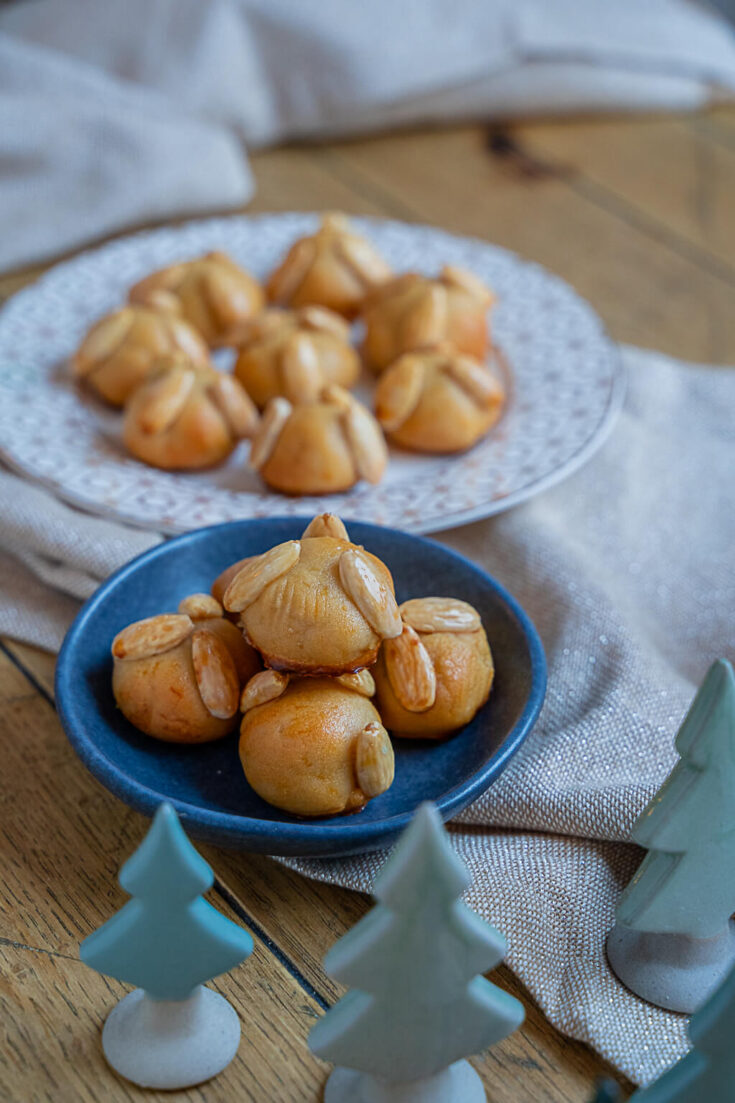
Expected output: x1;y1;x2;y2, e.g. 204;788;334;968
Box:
308;802;525;1103
80;803;253;1089
607;660;735;1013
630;956;735;1101
591;1079;622;1102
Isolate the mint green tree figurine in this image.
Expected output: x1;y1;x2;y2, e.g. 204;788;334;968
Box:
309;802;525;1103
80;803;253;1089
630;957;735;1101
591;1080;622;1102
607;660;735;1013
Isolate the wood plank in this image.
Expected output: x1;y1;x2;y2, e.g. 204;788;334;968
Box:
516;115;735;276
0;943;326;1103
321;126;735;362
0;647;327;1101
0;641;629;1100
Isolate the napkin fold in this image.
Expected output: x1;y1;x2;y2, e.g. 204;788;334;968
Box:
0;346;733;1085
2;0;735;269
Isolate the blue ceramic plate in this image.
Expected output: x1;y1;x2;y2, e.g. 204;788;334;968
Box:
56;520;546;857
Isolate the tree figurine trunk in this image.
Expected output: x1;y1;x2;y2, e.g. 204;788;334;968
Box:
80;802;253;1088
631;956;735;1100
607;660;735;1013
308;802;525;1102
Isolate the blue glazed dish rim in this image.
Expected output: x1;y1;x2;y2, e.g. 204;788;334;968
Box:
56;518;547;854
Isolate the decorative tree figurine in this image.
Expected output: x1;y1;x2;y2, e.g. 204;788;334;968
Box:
80;802;253;1089
630;956;735;1101
607;659;735;1013
308;802;525;1103
591;1080;622;1103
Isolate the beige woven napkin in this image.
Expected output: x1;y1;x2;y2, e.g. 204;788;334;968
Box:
0;347;732;1085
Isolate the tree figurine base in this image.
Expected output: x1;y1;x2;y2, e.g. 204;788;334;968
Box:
101;985;240;1089
323;1060;486;1103
606;921;735;1014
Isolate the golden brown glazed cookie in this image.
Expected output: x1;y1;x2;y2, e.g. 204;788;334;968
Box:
122;355;259;470
374;344;505;453
249;385;387;496
111;599;261;743
129;251;264;347
266;213;392;319
233;306;360;408
374;597;494;739
222;515;401;674
73;304;211;407
239;673;394;816
362;266;494;373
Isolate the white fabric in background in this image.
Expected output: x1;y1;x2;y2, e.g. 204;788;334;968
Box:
0;33;253;274
0;346;733;1084
1;0;735;269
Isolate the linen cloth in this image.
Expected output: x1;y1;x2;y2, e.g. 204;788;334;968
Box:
2;0;735;270
0;346;733;1084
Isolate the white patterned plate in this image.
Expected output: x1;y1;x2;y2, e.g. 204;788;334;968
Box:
0;214;623;535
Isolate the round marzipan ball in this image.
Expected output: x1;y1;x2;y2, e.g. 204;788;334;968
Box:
239;678;393;816
112;613;260;743
375;621;494;739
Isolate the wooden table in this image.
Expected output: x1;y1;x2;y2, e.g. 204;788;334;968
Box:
1;109;733;1103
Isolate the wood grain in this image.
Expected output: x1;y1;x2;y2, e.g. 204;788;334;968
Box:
0;646;327;1103
3;107;734;1101
319;125;735;362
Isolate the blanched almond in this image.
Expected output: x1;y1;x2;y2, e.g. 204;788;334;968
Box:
355;721;394;798
249;396;292;470
223;540;301;612
441;264;494;306
140;287;182;315
209;374;260;439
191;628;240;719
281;332;324;403
203;263;252;327
269;238;317;302
338;549;402;639
169;316;211;362
336;234;392;288
301;513;349;541
342;400;388;484
137;366;196;434
400;283;447;349
321;383;352;411
384;625;437;712
442;355;504;409
399;596;482;634
336;669;376;697
240;669;290;713
298;305;350;340
74;310;135;377
374;354;425;431
321;212;351;235
178;593;223;621
240;310;286;344
111;613;193;661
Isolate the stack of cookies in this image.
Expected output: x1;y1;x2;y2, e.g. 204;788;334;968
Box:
72;214;506;495
111;514;495;818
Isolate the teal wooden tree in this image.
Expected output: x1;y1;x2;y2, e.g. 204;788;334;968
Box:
309;802;525;1103
616;660;735;939
607;661;735;1012
631;958;735;1101
591;1080;622;1102
80;803;253;1089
